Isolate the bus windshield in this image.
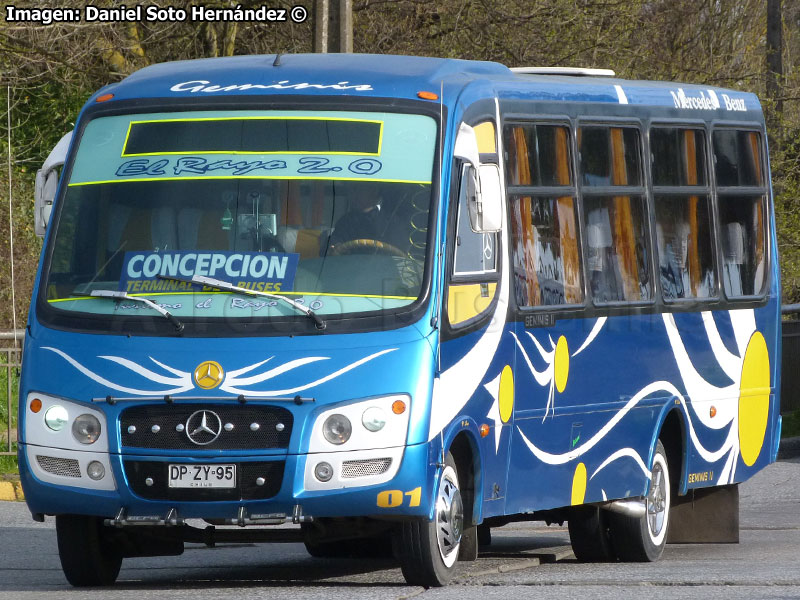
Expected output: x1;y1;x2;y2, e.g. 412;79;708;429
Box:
42;109;437;329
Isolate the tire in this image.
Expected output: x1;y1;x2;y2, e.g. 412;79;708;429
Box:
394;453;464;587
568;505;616;562
607;440;671;562
56;515;122;587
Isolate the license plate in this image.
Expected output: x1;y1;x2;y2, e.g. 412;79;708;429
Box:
168;464;236;489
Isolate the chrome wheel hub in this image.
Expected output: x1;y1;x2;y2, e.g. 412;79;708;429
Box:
435;469;463;563
647;462;666;537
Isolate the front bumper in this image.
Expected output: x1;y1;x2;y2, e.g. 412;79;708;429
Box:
19;440;438;522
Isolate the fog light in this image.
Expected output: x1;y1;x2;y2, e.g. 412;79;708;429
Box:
86;461;105;481
314;462;334;482
322;414;351;445
72;414;102;445
44;405;68;431
362;407;386;432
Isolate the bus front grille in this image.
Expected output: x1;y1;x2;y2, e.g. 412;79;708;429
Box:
120;404;293;451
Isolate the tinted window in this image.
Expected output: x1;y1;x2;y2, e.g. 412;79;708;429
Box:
651;128;707;187
579;127;642;187
583;195;651;302
713;130;763;187
510;195;582;306
719;195;767;297
124;118;382;155
504;124;572;187
654;195;716;299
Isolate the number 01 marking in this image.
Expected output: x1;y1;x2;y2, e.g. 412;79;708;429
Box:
376;487;421;508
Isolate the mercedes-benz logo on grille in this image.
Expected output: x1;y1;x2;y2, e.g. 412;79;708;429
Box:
185;410;223;446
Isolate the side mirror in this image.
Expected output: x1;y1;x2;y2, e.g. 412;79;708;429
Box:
455;122;502;233
476;164;502;232
34;131;73;237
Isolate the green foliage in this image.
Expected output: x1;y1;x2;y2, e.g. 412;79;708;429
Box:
782;409;800;439
0;357;19;466
0;351;20;474
0;453;17;477
11;81;91;170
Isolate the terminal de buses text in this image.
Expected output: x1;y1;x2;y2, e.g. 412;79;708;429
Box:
4;5;309;25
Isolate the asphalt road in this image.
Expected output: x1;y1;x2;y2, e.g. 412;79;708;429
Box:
1;457;798;600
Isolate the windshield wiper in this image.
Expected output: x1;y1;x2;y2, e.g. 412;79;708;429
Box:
88;290;184;333
158;274;326;330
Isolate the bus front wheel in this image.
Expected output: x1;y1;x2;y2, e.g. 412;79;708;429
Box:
608;440;671;562
56;515;122;586
394;453;463;587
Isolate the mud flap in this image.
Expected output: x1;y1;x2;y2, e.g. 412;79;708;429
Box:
666;484;739;544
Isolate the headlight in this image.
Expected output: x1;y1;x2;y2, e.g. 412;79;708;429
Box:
361;406;386;432
72;414;102;445
322;414;352;445
44;405;69;431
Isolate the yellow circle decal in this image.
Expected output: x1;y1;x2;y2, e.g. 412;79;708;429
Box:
499;365;514;423
738;331;770;467
571;462;587;505
554;336;570;394
194;360;224;390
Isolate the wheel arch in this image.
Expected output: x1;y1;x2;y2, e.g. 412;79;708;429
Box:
655;406;688;497
447;429;483;527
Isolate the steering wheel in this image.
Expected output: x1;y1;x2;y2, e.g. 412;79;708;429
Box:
330;238;406;257
260;233;286;254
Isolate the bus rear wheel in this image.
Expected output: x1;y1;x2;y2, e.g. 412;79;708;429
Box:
568;505;615;562
56;515;122;586
394;453;463;587
608;440;671;562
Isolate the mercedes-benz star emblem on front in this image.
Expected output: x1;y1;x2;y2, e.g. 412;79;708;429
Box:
185;410;223;445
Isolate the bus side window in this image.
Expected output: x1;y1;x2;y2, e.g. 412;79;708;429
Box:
579;126;650;303
505;123;581;307
583;196;650;302
713;129;767;298
651;127;716;300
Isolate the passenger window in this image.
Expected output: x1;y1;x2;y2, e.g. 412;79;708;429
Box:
719;196;767;297
650;126;716;300
504;124;573;187
650;128;707;187
583;196;651;302
510;195;583;306
579;127;642;187
713;129;767;298
505;122;580;307
713;130;764;187
654;196;716;299
579;125;650;304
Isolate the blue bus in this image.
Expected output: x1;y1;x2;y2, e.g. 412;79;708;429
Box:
21;54;781;587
